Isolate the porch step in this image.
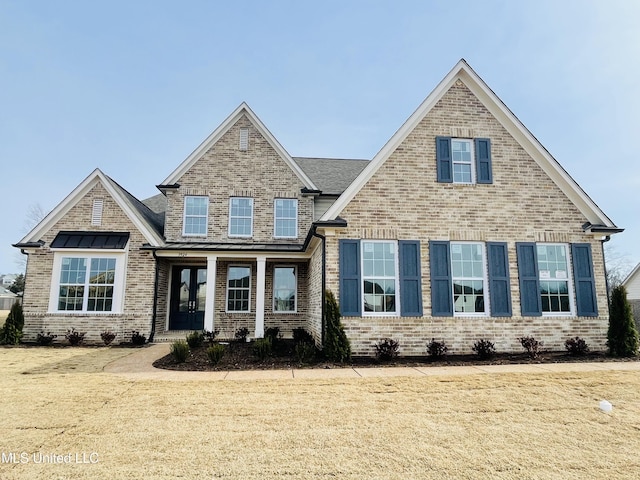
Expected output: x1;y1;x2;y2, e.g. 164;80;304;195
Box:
152;331;194;343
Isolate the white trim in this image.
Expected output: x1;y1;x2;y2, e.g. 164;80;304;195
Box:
228;197;253;238
273;198;298;239
161;103;318;190
320;59;617;230
537;243;576;317
18;169;164;247
273;264;298;313
360;240;400;317
204;256;217;331
48;250;127;314
182;195;209;237
225;264;252;313
451;138;476;184
450;241;489;317
255;256;266;338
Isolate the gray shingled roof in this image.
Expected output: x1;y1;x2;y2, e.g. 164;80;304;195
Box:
105;176;165;236
293;157;369;195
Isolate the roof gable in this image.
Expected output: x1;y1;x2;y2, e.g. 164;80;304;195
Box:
320;59;618;230
161;103;318;190
16;169;164;248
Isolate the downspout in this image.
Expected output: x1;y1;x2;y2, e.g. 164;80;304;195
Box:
148;249;160;343
19;249;29;307
311;227;326;346
601;236;612;310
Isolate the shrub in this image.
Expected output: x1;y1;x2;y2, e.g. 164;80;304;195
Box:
375;338;400;361
206;344;226;364
0;301;24;345
519;336;544;359
170;340;190;363
323;290;351;362
252;337;273;360
100;331;117;346
607;285;639;357
186;331;205;348
565;336;589;356
265;327;280;345
204;329;220;344
294;341;317;364
426;338;448;360
472;339;496;359
235;327;250;343
131;331;146;346
65;328;86;346
293;327;314;345
36;331;57;346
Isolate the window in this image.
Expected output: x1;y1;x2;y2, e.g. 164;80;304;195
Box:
54;256;120;312
452;139;474;183
229;197;253;237
362;241;398;315
536;244;572;314
273;266;296;312
436;137;492;184
451;243;487;315
183;196;208;236
227;266;251;312
517;242;597;317
274;199;298;238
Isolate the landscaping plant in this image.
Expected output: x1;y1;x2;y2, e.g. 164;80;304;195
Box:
206;344;226;364
100;331;117;346
0;301;24;345
565;336;589;356
235;327;250;343
472;339;496;359
519;336;543;359
170;340;190;363
131;331;147;346
375;338;400;361
607;285;639;357
65;328;86;346
426;338;448;360
323;290;351;362
36;331;57;346
186;331;205;348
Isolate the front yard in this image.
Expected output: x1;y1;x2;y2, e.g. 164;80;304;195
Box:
0;347;639;479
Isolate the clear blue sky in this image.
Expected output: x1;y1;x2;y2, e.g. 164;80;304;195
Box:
1;0;639;276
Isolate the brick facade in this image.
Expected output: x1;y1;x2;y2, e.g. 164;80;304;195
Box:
324;80;610;356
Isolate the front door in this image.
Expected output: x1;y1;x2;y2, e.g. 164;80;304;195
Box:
169;266;207;330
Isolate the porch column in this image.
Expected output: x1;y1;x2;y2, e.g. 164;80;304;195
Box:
255;255;266;338
204;255;217;332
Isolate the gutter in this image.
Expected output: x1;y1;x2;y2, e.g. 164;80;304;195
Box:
311;226;327;346
601;236;612;310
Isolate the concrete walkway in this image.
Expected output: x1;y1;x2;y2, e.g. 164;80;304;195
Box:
103;343;640;382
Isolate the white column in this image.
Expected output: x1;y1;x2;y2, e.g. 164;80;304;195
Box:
255;255;266;338
204;255;217;332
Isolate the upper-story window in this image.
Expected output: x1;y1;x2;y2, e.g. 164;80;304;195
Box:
229;197;253;237
436;137;493;184
274;199;298;238
183;196;208;236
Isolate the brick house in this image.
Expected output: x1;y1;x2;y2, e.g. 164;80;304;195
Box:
14;60;622;355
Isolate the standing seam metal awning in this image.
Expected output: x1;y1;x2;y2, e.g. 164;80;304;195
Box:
50;231;130;249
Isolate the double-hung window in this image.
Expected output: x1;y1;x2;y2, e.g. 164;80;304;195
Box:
229;197;253;237
436;137;493;184
227;266;251;312
452;139;474;183
274;199;298;238
183;196;208;236
52;254;124;313
451;242;487;315
362;241;399;315
273;266;296;312
537;244;572;314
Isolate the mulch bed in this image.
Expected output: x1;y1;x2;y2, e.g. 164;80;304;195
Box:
152;339;639;372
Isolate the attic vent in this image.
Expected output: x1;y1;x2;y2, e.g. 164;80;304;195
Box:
91;199;104;226
239;128;249;151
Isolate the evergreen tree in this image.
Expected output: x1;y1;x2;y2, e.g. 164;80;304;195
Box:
8;274;25;294
607;285;639;357
1;301;24;345
323;290;351;362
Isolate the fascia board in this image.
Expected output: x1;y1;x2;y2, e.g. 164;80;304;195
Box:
622;263;640;288
161;103;318;190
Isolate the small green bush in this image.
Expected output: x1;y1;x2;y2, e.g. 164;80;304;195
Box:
131;331;146;346
252;337;273;360
204;329;220;344
426;338;448;359
565;336;589;356
472;339;496;359
293;327;314;345
265;327;280;344
100;331;117;346
65;328;86;346
235;327;250;343
36;331;57;346
607;285;639;357
323;290;351;362
186;331;205;348
0;302;24;345
375;338;400;361
170;340;190;363
519;336;543;359
206;344;226;364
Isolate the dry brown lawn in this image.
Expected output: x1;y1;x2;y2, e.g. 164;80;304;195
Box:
0;347;639;479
